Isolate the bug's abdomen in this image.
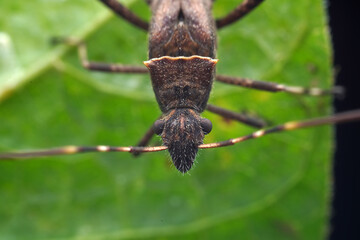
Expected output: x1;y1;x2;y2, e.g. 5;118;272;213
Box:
148;0;216;59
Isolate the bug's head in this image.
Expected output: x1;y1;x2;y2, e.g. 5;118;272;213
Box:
153;108;212;173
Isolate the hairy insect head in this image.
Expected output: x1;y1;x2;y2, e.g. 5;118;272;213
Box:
154;108;212;173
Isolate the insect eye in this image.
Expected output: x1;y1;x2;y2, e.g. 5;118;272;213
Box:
153;120;165;135
200;118;212;135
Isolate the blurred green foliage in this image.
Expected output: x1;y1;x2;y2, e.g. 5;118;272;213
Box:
0;0;333;239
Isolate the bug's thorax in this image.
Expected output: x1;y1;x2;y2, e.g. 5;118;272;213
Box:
144;56;217;112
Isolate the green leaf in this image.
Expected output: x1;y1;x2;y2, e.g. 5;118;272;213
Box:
0;0;333;239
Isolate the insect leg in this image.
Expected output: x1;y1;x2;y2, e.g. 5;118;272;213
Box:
216;74;344;97
206;104;267;128
52;37;149;74
216;0;265;29
98;0;149;31
132;122;156;157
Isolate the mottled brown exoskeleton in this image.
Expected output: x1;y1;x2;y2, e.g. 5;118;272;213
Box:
1;0;360;173
144;0;218;172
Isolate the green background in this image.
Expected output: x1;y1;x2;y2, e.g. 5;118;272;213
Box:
0;0;334;239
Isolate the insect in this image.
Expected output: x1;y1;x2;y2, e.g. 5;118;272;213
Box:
1;0;360;174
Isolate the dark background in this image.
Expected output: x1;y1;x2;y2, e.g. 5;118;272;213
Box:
328;0;360;239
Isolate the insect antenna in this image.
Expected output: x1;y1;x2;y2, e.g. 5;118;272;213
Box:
0;145;167;160
1;110;360;160
199;109;360;149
